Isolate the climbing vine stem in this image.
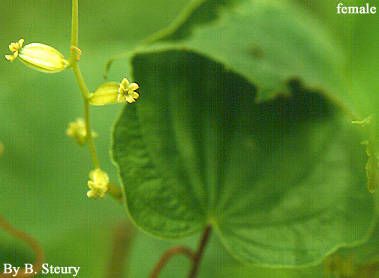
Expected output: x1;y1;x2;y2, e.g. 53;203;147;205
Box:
150;246;194;278
188;226;212;278
0;215;44;278
70;0;100;169
70;0;123;200
150;226;212;278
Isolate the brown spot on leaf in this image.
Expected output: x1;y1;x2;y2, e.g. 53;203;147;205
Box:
248;45;265;59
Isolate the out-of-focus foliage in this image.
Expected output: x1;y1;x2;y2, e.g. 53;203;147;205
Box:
0;0;188;277
297;0;379;137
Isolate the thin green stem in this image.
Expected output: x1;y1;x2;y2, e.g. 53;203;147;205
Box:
71;0;78;52
70;0;100;169
69;0;123;201
72;64;89;99
84;100;100;168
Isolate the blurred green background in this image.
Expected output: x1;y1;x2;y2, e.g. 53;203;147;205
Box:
0;0;190;277
0;0;378;277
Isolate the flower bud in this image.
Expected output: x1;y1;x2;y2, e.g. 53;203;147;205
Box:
66;118;97;145
87;169;109;199
89;78;140;106
5;39;68;73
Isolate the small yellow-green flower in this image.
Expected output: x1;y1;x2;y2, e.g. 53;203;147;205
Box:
87;169;109;198
89;77;140;106
5;38;68;73
118;78;140;103
5;39;24;62
66;118;97;145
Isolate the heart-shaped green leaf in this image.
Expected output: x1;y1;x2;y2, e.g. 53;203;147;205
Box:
136;0;349;106
113;50;375;266
109;0;379;195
